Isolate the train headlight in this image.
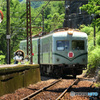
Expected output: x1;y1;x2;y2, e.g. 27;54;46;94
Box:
68;31;73;35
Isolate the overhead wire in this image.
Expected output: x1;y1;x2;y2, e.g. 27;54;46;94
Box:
31;0;51;24
9;1;51;32
1;0;92;36
8;14;91;31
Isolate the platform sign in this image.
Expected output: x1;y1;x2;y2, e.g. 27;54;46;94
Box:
6;35;11;39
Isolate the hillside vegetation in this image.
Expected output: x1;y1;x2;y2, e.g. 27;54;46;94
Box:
0;0;100;79
80;0;100;78
19;0;44;8
0;0;65;64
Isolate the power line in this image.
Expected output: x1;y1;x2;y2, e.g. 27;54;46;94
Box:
32;0;51;24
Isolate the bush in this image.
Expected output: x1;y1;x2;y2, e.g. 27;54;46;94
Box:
0;50;5;64
88;46;100;70
80;25;93;35
97;35;100;46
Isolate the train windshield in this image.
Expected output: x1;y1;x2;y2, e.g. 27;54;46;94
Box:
72;40;84;50
57;41;69;51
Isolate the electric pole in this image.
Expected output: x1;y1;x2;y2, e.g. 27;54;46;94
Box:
42;9;44;33
6;0;11;64
94;24;96;46
26;0;33;64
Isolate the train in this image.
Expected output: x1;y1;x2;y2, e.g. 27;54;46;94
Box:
20;28;88;78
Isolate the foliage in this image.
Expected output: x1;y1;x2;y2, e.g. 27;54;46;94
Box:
0;0;100;80
44;13;64;32
80;0;100;28
97;36;100;45
0;0;27;63
0;50;5;64
0;0;99;71
10;0;27;56
94;82;100;87
80;25;93;35
37;1;65;32
0;0;65;64
30;1;65;34
88;47;100;68
20;0;44;8
80;25;100;75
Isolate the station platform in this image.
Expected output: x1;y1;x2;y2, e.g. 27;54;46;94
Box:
0;64;41;96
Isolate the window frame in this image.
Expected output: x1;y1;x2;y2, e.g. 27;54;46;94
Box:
72;40;85;50
56;40;69;51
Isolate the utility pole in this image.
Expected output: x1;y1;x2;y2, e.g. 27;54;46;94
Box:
26;0;33;64
94;24;96;46
42;9;44;33
6;0;11;64
92;14;96;46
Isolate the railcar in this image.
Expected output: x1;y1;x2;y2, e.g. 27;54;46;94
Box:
20;28;88;78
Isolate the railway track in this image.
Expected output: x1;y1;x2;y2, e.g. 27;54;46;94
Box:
56;78;80;100
59;78;99;100
21;78;80;100
21;78;62;100
0;76;98;100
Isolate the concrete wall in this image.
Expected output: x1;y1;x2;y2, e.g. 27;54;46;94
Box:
0;64;41;96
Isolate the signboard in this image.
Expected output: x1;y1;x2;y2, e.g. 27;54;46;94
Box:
68;51;74;58
6;35;11;39
0;10;3;23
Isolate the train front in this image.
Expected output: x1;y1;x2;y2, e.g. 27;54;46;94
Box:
52;30;88;77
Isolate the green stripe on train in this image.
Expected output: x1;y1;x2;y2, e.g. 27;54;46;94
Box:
53;52;87;62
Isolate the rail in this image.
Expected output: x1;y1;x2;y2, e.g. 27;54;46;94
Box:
21;78;62;100
56;78;80;100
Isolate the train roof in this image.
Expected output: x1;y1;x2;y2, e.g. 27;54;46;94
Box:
20;28;88;42
53;31;87;38
40;28;88;39
20;40;26;43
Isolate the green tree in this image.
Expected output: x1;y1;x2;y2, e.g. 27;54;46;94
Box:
80;25;100;75
0;50;5;64
0;0;27;63
0;0;65;63
81;0;100;28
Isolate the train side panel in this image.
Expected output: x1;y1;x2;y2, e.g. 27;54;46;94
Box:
40;35;52;64
32;38;39;64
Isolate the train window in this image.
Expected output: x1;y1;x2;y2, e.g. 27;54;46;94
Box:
57;41;69;51
72;40;84;50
